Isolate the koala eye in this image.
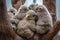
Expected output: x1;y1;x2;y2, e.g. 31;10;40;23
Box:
13;13;15;15
36;8;38;10
10;11;13;13
39;8;42;10
24;8;27;10
32;15;36;17
28;16;30;18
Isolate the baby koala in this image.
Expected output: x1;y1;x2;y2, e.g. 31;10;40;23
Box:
8;7;18;31
29;3;38;11
35;5;53;34
15;5;29;20
8;7;17;18
10;5;29;31
17;10;38;39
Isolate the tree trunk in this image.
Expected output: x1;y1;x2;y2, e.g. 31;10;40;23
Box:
0;0;23;40
11;0;26;10
42;21;60;40
43;0;57;40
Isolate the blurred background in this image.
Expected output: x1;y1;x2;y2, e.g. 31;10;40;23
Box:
6;0;43;10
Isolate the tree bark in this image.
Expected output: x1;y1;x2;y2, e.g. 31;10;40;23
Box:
42;21;60;40
11;0;26;10
0;0;23;40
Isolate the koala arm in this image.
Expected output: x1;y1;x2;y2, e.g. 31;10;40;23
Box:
28;24;36;32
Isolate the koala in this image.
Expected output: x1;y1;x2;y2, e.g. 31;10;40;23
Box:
15;5;29;20
29;3;38;11
8;8;20;31
10;16;20;31
8;7;17;17
17;10;38;39
8;5;29;31
35;5;53;34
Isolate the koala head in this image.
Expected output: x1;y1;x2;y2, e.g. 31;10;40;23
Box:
25;10;38;21
8;7;17;15
35;5;48;13
29;3;38;10
18;5;29;13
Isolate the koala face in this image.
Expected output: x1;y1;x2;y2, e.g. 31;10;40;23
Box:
35;5;47;13
27;14;37;20
29;3;35;10
15;5;29;20
8;8;17;15
18;5;29;13
29;3;38;10
26;10;37;20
